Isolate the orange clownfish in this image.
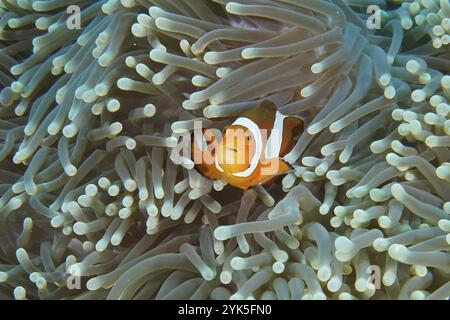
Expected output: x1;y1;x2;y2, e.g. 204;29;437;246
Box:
192;100;303;190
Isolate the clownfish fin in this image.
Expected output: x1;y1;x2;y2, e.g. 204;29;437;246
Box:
278;115;304;157
259;99;278;113
284;116;304;138
247;158;292;187
260;157;293;176
196;164;222;181
240;100;277;131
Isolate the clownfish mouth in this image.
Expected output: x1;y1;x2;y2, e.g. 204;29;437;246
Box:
226;147;238;152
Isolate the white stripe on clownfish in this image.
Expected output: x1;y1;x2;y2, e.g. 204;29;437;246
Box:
230;117;263;178
229;111;287;178
265;111;287;160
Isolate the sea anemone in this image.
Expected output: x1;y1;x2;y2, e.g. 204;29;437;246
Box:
0;0;449;300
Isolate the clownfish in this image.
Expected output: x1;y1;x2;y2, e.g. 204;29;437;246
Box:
192;100;303;190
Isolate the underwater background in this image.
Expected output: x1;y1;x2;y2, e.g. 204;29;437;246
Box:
0;0;449;300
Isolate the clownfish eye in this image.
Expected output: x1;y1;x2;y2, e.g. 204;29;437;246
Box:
246;134;253;142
